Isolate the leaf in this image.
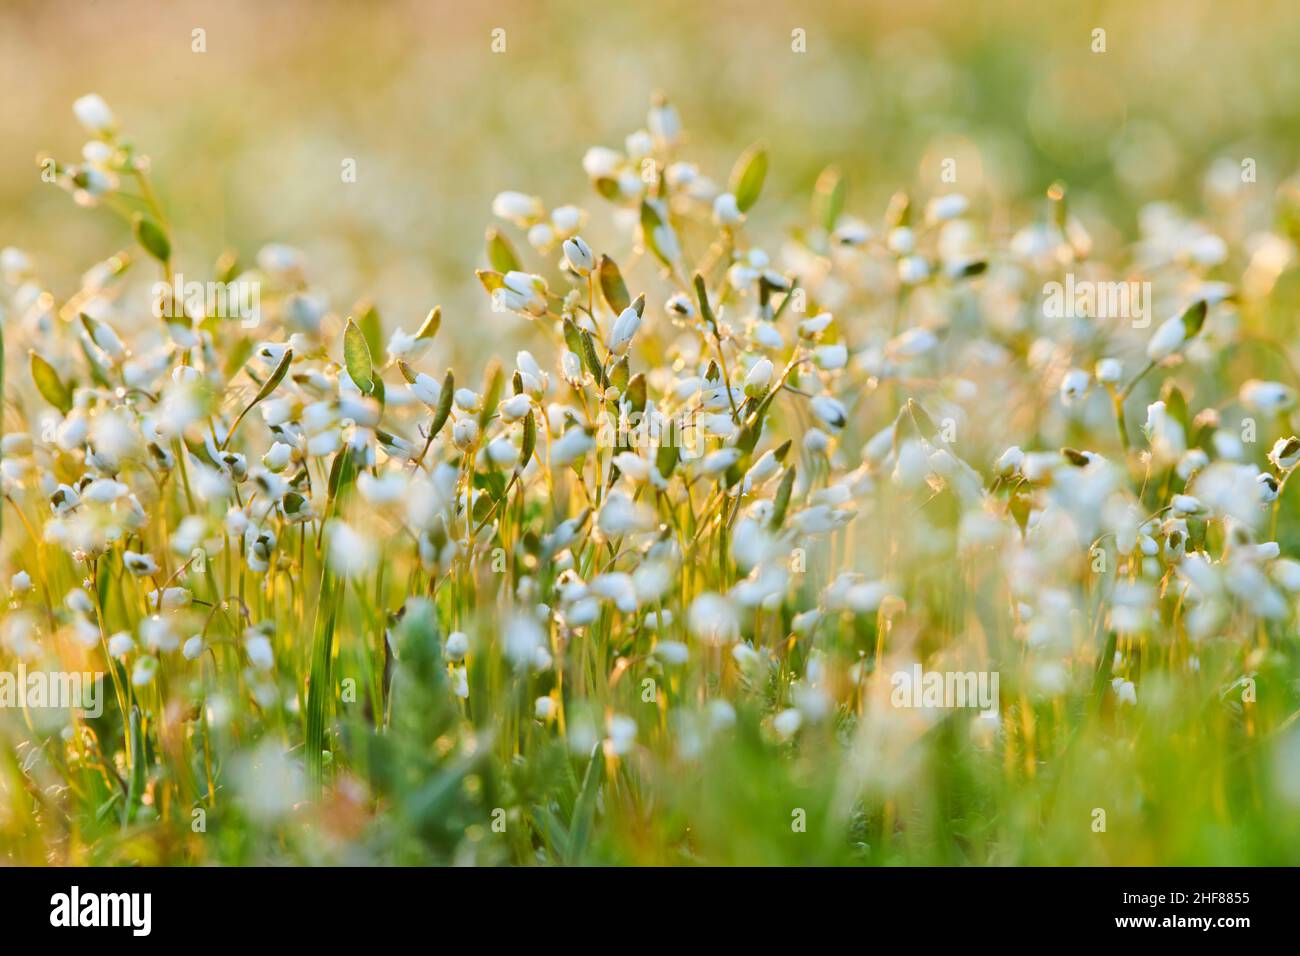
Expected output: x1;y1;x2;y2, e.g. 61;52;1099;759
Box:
597;255;630;314
693;273;717;329
417;306;441;341
343;317;375;394
812;165;846;232
357;300;383;365
478;359;504;430
567;742;605;863
476;269;505;293
429;370;455;440
639;200;678;267
519;407;536;472
29;351;71;414
1180;299;1208;338
625;372;647;413
769;467;796;531
133;213;171;262
579;330;605;388
485;228;521;274
250;348;293;407
729;142;768;213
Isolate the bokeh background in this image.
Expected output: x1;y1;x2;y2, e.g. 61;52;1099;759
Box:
4;0;1300;366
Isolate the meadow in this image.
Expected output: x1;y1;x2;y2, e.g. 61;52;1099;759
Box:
2;2;1300;867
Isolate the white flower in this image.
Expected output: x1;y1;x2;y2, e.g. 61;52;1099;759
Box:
108;632;134;657
551;427;595;466
1269;436;1300;471
688;592;739;645
534;696;556;721
606;714;637;755
1111;677;1137;707
582;146;623;180
445;631;469;662
1146;314;1187;361
141;615;178;652
131;657;158;687
409;372;441;408
123;550;159;577
491;191;544;226
498;393;533;422
700;447;742;476
744;358;773;397
598;492;656;536
562;236;594;275
328;521;377;577
73;94;115;133
452;418;479;451
799;313;834;339
610;306;642;354
927;194;969;222
772;708;803;739
10;571;32;594
1239;380;1295;414
1059;368;1090;406
995;445;1025;475
245;634;274;670
713;192;742;225
814;343;848;371
811;395;848;430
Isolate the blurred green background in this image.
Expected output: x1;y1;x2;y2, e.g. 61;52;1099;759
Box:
3;0;1300;363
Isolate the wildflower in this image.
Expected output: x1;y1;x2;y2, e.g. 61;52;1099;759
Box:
610;305;642;354
811;395;848;430
713;193;742;225
1269;436;1300;471
492;191;544;227
131;657;159;687
73;93;115;133
562;236;594;275
452;418;479;451
1239;379;1295;414
108;632;134;657
123;551;159;577
1059;368;1090;406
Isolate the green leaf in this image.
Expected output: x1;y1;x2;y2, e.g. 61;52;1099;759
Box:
29;351;72;414
476;269;505;293
729;142;768;213
429;370;455;441
519;406;536;472
357;300;383;365
478;359;504;430
416;306;441;341
693;273;718;329
250;348;293;408
567;742;605;863
597;255;630;314
133;213;171;262
485;228;521;274
343;317;375;394
579;330;605;388
769;467;796;531
1180;299;1208;338
639;200;678;267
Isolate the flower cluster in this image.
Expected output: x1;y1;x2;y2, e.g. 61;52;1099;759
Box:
2;94;1299;864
